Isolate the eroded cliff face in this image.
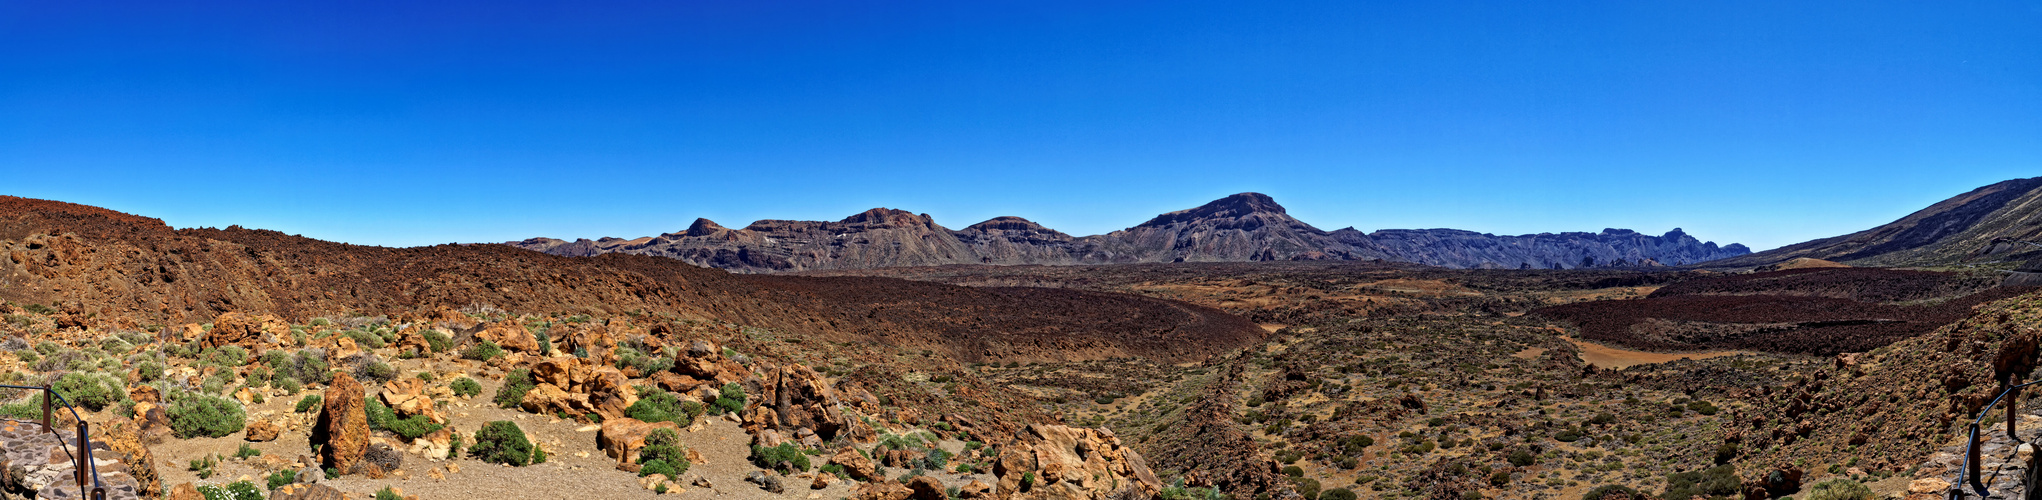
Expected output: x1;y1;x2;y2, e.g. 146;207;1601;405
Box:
512;192;1749;273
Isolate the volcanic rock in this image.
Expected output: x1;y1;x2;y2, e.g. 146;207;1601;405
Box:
315;373;370;474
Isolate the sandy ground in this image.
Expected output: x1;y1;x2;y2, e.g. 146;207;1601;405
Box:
149;357;993;500
1562;337;1752;369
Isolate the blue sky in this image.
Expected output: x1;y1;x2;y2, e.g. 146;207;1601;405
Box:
2;1;2037;251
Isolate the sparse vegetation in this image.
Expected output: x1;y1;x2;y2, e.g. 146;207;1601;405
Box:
470;420;537;466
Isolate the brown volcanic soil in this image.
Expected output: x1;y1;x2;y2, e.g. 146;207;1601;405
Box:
1532;268;2030;355
0;196;1262;363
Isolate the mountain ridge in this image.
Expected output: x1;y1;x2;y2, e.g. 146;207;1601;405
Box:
1703;177;2042;269
512;193;1751;272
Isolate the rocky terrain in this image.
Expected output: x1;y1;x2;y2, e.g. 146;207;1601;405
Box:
1708;176;2042;269
512;193;1750;273
4;195;2037;500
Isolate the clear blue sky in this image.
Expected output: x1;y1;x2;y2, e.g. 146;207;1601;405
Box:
3;1;2037;251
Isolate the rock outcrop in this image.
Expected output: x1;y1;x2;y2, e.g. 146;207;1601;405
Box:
315;373;371;474
204;311;290;351
992;425;1162;500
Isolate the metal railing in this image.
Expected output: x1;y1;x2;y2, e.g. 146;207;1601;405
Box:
1950;375;2041;499
0;383;107;500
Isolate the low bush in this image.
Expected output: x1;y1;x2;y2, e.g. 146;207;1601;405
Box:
167;393;246;438
265;469;297;490
135;361;166;382
295;394;323;413
449;377;482;398
197;480;263;500
388;415;445;440
1583;485;1644;500
749;442;811;472
354;359;396;386
625;391;703;426
200;346;250;367
270;350;332;385
1290;477;1321;500
1320;488;1357;500
53;371;124;411
1662;465;1742;500
275;377;302;395
712;382;746;415
470;420;536;466
1804;478;1872;500
366;398;394;431
421;329;452;353
463;339;503;362
494;368;534;409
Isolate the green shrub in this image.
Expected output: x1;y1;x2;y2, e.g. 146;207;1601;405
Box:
1489;470;1511;487
14;350;37;363
366;397;394;431
375;486;401;500
421;329;452;353
355;360;396;386
167;393;247;438
295;394;323;413
234;442;262;459
389;415;445;440
1321;488;1357;500
345;329;385;349
1282;465;1303;477
1714;442;1739;464
470;420;536;466
494;368;534;409
626;391;702;426
201;345;251;367
0;393;47;420
750;442;811;472
640;459;680;478
1554;426;1584;443
449;377;482;398
265;468;297;490
270;350;331;385
463;339;503;362
1290;477;1321;500
1583;485;1643;500
1803;478;1872;500
1508;449;1537;467
53;371;123;411
275;377;303;395
1662;465;1742;500
640;428;687;466
713;382;746;415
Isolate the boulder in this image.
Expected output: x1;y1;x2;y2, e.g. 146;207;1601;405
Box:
406;428;454;459
245;419;281;442
315;373;371;474
102;417;162;497
520;383;597;417
380;378;443;424
852;481;915;500
993;425;1163;500
907;476;947;500
478;321;541;354
747;470;786;494
598;418;683;464
743;364;852;440
959;480;994;500
269;483;346;500
204;311;291;351
129;384;161;404
831;447;880;482
168;483;201;500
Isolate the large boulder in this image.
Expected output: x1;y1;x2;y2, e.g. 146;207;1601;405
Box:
907;476;947;500
205;311;291;351
852;481;915;500
993;425;1163;500
101;417;162;498
831;447;880;482
743;364;854;441
598;418;682;464
315;373;371;474
245;419;281;442
477;321;541;354
380;378;443;424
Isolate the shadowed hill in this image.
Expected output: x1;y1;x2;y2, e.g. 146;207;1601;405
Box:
1708;177;2042;269
0;195;1263;363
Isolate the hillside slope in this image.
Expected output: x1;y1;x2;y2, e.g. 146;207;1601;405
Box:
0;195;1262;363
514;193;1749;272
1708;177;2042;268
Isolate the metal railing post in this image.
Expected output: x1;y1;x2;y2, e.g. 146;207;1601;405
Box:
2009;375;2023;439
40;384;51;433
1968;423;1983;490
74;420;87;496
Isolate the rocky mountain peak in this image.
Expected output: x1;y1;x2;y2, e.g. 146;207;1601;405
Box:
1137;193;1289;228
966;216;1056;233
839;208;930;227
684;218;728;237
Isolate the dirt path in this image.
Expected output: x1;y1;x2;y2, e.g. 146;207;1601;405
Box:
1562;337;1752;369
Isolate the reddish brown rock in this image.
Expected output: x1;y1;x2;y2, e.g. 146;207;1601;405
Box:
959;480;993;500
907;476;947;500
478;321;541;354
831;447;880;482
852;481;915;500
245;419;281;442
316;373;371;474
993;424;1163;500
168;483;201;500
380;377;443;424
598;418;683;464
205;311;290;351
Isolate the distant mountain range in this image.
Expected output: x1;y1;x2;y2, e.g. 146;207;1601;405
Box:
510;193;1751;273
1706;177;2042;269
